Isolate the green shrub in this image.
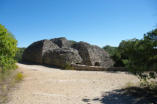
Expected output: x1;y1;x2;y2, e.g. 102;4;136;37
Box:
15;48;25;62
0;24;17;73
103;45;126;67
103;45;118;56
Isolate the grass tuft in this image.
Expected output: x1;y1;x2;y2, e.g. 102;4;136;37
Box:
64;64;75;70
124;82;137;88
14;72;24;82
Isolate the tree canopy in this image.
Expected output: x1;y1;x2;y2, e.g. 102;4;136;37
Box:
15;48;25;62
104;28;157;79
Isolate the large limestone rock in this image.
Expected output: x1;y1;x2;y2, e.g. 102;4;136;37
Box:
23;37;114;69
72;42;114;68
43;48;82;68
22;39;59;64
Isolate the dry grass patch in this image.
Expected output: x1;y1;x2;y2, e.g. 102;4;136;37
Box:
123;80;157;104
0;69;23;103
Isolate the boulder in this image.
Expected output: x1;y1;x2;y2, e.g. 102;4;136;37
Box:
43;48;82;68
72;42;114;68
51;37;73;48
22;40;59;64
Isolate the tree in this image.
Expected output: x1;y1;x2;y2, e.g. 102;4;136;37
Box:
0;24;18;73
103;45;125;67
118;29;157;79
15;47;25;62
103;45;117;56
144;29;157;71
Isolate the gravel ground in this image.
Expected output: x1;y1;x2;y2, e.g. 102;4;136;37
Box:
7;63;139;104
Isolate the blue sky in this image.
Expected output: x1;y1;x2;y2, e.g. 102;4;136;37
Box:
0;0;157;47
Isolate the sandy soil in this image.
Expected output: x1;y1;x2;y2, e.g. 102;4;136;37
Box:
7;63;139;104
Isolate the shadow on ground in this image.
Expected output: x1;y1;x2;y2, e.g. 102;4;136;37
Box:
82;87;157;104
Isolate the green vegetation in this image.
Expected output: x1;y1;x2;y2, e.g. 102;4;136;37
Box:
103;45;125;67
64;64;75;70
118;29;157;78
104;28;157;80
103;45;118;56
14;72;24;82
0;24;18;73
15;48;25;62
0;24;23;103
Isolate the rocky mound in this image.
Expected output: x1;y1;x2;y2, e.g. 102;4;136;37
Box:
22;37;114;69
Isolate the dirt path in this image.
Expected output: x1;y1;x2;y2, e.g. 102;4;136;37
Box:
7;63;139;104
